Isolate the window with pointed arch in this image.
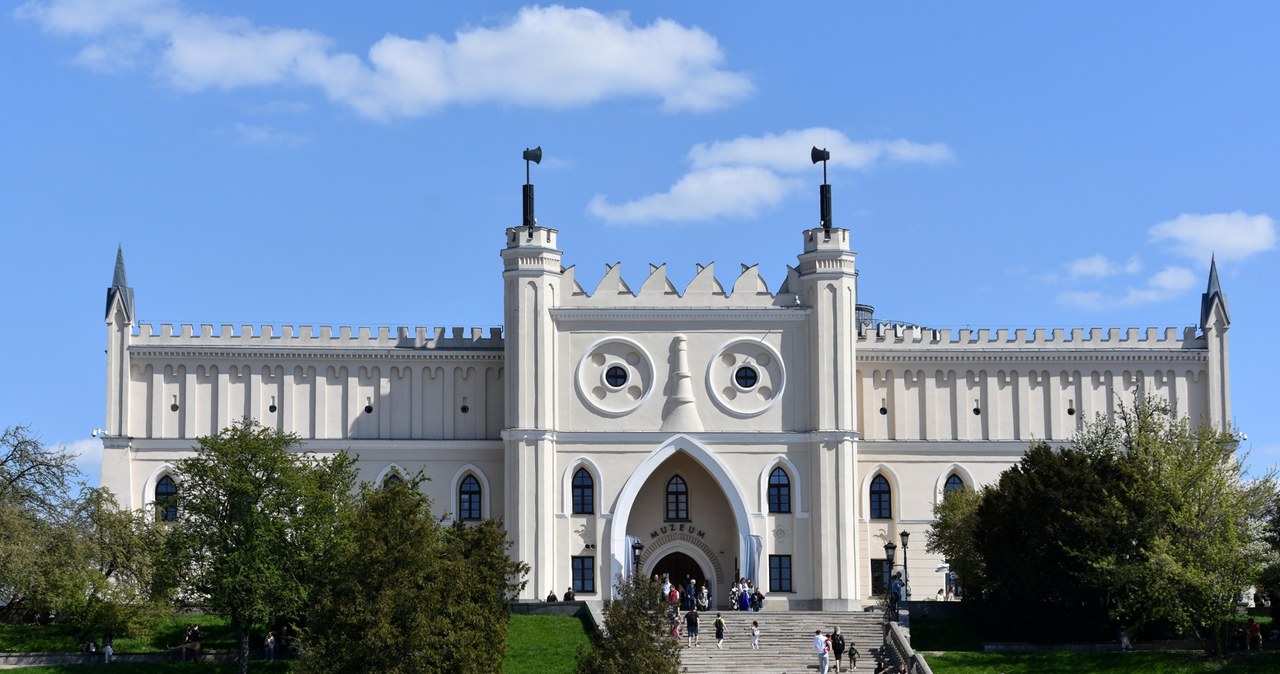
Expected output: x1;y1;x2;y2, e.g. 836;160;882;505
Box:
382;473;403;489
666;475;688;521
155;475;178;522
572;467;594;514
869;474;892;519
944;473;966;494
768;467;791;513
459;475;482;521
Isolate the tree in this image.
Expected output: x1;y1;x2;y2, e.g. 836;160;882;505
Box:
173;419;356;674
576;573;681;674
1081;401;1276;654
300;477;527;674
0;425;83;622
975;441;1118;639
925;484;986;599
929;398;1276;652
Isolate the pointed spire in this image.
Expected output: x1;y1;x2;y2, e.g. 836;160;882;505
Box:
105;246;135;323
112;245;128;288
1200;254;1230;329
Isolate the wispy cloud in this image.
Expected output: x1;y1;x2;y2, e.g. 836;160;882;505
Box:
1049;211;1273;311
1149;211;1276;265
589;127;953;225
1058;265;1198;310
1065;254;1142;279
62;437;102;483
228;123;309;146
17;2;753;119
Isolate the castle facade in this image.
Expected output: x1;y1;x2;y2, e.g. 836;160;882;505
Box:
99;195;1232;610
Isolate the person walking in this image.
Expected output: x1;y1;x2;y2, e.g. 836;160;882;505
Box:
813;629;831;674
714;613;726;649
264;631;276;661
685;606;701;647
830;626;846;673
749;620;760;650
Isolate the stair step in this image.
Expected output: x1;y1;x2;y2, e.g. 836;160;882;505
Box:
674;611;889;674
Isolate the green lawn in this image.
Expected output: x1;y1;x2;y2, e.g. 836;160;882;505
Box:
504;613;592;674
1;612;592;673
927;651;1280;673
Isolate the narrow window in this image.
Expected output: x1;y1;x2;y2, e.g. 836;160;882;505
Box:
155;475;178;522
769;555;793;592
870;559;891;596
666;475;688;521
572;556;595;594
382;473;402;489
572;468;594;514
768;467;791;513
459;475;482;521
870;474;892;519
944;474;965;493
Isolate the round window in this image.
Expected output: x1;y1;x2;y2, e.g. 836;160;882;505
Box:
604;365;628;388
734;366;759;389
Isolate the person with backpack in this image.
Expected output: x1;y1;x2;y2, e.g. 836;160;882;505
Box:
829;626;846;673
713;612;726;649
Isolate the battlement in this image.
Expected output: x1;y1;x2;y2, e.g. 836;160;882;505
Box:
857;324;1204;349
129;323;504;350
559;262;802;308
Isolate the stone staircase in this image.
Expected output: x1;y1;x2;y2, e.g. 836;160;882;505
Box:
676;610;886;674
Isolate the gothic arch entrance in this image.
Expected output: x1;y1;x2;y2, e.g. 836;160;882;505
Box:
651;551;706;590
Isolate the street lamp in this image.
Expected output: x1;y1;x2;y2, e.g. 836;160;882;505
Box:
899;530;910;600
631;541;644;577
883;541;897;598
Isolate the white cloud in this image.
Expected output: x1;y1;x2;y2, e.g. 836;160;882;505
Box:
591;127;952;225
229;123;309;146
61;437;103;483
18;2;753;119
1149;211;1276;264
687;128;953;172
588;167;800;225
1066;254;1118;279
1064;254;1143;279
1057;265;1197;310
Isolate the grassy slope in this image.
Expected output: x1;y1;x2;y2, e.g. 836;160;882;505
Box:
2;613;592;673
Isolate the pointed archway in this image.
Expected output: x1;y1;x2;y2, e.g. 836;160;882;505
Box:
608;434;753;595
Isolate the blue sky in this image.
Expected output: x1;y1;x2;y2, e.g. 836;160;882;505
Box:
3;1;1277;487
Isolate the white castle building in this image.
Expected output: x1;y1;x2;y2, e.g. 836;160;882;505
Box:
98;162;1232;610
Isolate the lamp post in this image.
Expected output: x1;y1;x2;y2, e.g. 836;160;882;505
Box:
883;541;897;598
899;530;911;601
631;541;644;577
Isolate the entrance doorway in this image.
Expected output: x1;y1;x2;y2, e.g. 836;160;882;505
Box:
651;551;708;603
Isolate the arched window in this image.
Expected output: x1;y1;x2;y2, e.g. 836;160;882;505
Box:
155;475;178;522
944;473;966;494
870;474;891;519
459;475;482;521
572;468;594;514
665;475;688;521
768;467;791;513
382;473;403;489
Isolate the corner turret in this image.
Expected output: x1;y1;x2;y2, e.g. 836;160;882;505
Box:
1199;256;1231;430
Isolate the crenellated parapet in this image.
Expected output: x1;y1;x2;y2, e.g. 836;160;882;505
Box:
857;324;1203;350
559;261;801;308
129;323;504;350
